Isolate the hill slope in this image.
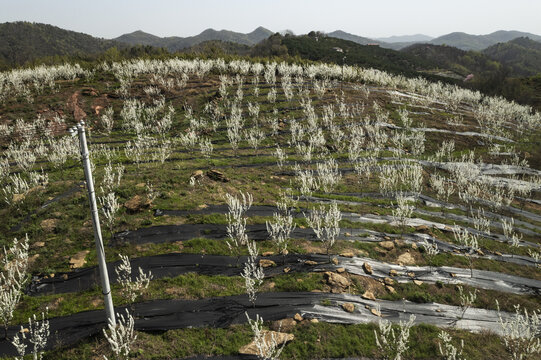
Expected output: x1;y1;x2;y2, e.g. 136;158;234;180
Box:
483;37;541;76
0;21;116;66
275;33;437;78
401;43;501;78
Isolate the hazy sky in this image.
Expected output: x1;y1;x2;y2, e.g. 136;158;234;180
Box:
1;0;540;39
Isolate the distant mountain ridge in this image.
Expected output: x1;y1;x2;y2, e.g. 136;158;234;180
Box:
375;34;433;43
428;30;541;51
114;27;273;52
327;29;541;51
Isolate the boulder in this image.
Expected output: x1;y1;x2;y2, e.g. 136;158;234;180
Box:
380;241;395;251
40;218;59;233
361;291;376;301
324;271;351;289
69;250;90;269
342;303;355;313
124;195;151;213
239;331;294;356
270;318;296;332
259;259;276;268
191;170;204;180
13;192;28;203
362;262;373;274
206;169;229;182
397;252;416;266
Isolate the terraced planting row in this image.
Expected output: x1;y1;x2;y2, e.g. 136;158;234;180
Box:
0;57;540;359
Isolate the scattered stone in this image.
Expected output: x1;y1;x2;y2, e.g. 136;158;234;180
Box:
331;257;339;265
124;195;151;213
310;318;319;324
294;313;303;322
259;259;276;268
305;260;318;266
361;291;376;301
339;252;354;258
384;236;391;241
416;225;430;232
383;277;394;286
69;250;90;269
450;273;457;277
270;318;296;332
81;88;99;97
397;252;416;266
93;105;104;115
371;308;382;317
48;296;64;311
411;243;418;250
413;280;423;286
206;169;229;182
380;241;395;251
407;272;416;278
344;232;351;237
342;303;355;313
62;274;68;280
362;262;373;274
33;241;45;248
495;251;503;256
336;267;346;274
262;251;274;256
389;269;398;277
283;267;291;273
40;218;59;233
385;285;396;294
28;254;39;265
476;249;485;256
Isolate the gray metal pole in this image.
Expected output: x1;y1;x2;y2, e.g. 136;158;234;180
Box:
75;121;116;326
